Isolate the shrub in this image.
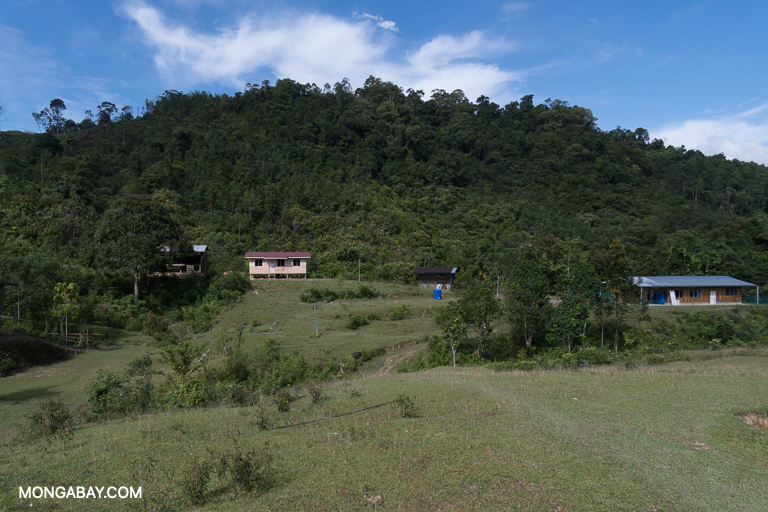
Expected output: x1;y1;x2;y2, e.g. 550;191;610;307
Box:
181;460;212;506
356;284;379;299
308;382;326;404
219;447;274;493
28;399;74;438
346;314;369;330
87;369;128;415
393;394;418;418
388;303;410;321
300;287;339;303
273;389;292;412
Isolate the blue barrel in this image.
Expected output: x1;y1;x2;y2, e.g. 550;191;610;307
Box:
433;290;442;300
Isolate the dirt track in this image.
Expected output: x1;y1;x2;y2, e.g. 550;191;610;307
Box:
374;345;423;376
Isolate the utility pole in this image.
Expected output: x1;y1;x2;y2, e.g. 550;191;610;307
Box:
314;304;319;337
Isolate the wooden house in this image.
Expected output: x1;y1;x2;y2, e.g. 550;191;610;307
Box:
245;252;311;279
413;267;457;290
172;245;207;273
633;276;758;306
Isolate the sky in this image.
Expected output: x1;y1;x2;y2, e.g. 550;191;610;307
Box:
2;0;768;164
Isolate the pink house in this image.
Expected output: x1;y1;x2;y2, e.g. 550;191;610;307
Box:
245;252;311;279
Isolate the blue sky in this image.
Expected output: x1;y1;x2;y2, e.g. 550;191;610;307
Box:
2;0;768;164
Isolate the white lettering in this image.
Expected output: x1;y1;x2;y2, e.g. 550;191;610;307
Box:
19;484;139;500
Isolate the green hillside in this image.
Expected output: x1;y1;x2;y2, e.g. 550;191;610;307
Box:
2;78;768;354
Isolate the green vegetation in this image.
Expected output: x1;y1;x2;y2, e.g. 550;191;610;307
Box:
3;351;768;510
3;78;768;357
2;79;768;509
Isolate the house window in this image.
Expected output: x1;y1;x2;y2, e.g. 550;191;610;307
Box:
253;260;262;267
672;289;684;298
725;287;738;296
293;259;301;267
276;260;286;267
689;289;702;298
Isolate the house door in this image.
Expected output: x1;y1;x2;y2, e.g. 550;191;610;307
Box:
269;261;275;273
710;290;717;305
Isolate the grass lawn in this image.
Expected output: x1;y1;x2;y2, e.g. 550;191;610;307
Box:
2;353;767;511
2;280;767;511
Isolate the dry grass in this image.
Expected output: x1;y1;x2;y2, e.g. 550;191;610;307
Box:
2;355;768;511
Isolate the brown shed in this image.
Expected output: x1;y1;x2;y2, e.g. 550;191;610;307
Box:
413;267;457;290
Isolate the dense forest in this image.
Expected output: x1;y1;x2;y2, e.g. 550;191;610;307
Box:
2;76;768;350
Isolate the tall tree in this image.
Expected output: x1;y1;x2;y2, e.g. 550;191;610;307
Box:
48;99;67;135
546;292;589;353
598;239;636;353
90;195;184;305
505;246;553;348
455;277;501;357
435;301;468;367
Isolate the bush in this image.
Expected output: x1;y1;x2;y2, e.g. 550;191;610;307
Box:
346;314;369;330
28;399;74;438
393;394;418;418
219;447;274;493
300;287;339;303
301;285;379;303
308;382;326;404
388;303;410;321
356;284;379;299
181;459;212;506
87;369;128;415
273;389;292;412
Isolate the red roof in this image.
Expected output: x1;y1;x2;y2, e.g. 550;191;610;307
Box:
244;252;311;259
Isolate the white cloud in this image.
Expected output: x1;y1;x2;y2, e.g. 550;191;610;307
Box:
121;2;521;103
654;103;768;165
354;12;398;32
501;2;532;18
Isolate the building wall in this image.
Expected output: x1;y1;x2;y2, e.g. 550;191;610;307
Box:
645;286;741;305
417;275;453;290
248;258;307;277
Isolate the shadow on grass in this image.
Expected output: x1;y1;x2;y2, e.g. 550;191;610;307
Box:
0;385;62;403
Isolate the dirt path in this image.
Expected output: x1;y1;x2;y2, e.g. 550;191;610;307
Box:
375;346;423;376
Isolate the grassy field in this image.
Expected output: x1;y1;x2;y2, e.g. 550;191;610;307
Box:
1;280;767;511
199;279;445;362
1;353;767;511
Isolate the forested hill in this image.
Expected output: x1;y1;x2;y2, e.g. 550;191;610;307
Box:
3;77;768;286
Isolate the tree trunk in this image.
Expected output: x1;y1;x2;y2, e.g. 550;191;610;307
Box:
133;272;140;306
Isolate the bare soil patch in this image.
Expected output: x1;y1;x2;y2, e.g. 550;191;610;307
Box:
739;412;768;429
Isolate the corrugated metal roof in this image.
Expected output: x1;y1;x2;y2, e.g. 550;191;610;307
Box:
192;245;207;252
244;252;311;259
413;267;457;274
633;276;756;287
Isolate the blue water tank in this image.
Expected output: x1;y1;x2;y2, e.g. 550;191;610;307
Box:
433;290;442;300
